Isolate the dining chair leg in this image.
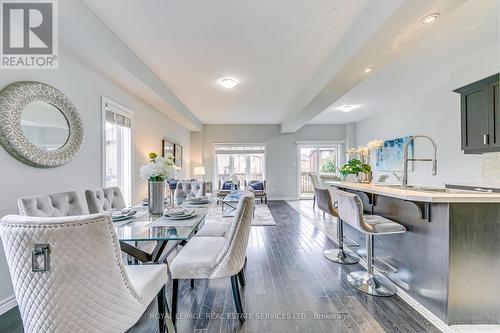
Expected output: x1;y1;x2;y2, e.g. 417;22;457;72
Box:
171;279;178;326
238;269;246;288
157;286;166;333
313;195;316;210
230;275;245;324
190;279;194;289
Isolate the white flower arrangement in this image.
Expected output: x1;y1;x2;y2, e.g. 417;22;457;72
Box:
140;152;175;182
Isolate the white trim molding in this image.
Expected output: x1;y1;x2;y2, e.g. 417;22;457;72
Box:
0;295;17;315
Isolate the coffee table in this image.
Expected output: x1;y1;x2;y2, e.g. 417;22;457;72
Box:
222;190;243;217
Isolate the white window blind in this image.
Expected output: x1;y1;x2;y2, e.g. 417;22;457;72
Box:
213;144;266;185
102;97;132;205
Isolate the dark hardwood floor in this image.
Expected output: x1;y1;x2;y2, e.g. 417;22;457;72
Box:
0;201;440;333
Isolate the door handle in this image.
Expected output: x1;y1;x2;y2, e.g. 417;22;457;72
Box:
483;134;489;145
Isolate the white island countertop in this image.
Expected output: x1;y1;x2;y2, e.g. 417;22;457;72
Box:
324;181;500;203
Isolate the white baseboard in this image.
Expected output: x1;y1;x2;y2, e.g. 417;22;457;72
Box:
0;295;17;315
268;196;298;201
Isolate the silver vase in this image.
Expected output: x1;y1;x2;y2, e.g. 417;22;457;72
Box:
148;180;165;214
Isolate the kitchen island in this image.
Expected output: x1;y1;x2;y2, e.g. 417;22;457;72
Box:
325;181;500;325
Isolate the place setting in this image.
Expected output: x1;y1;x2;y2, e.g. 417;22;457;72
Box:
110;207;148;226
182;195;211;207
146;207;199;227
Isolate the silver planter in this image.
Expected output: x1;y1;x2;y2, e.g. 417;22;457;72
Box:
148;180;165;214
345;174;358;182
358;172;373;183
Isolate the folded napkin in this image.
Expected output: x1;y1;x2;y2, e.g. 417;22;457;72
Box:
166;208;186;216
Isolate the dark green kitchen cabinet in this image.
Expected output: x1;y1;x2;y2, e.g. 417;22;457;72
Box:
454;74;500;154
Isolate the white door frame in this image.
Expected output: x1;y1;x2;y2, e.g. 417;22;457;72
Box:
296;141;345;199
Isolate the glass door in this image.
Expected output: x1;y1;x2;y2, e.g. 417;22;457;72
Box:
298;144;342;198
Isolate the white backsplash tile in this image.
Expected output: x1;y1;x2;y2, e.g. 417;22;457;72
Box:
481;152;500;182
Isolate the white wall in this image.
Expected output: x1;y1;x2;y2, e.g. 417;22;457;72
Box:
354;0;499;186
0;51;191;311
198;124;346;199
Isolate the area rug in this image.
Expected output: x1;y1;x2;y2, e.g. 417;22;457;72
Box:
205;203;276;226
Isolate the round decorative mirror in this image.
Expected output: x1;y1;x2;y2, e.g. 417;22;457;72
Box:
0;81;84;168
21;101;70;151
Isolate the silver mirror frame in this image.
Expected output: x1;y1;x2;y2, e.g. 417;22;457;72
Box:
0;81;84;168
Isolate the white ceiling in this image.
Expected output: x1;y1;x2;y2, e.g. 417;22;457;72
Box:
85;0;369;124
310;0;500;124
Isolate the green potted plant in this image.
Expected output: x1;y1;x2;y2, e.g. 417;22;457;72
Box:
339;159;362;182
339;159;372;183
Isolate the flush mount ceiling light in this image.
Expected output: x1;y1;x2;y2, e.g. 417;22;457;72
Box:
336;104;359;113
218;77;239;89
364;67;374;74
421;13;440;25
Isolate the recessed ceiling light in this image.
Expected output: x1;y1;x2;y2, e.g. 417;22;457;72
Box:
364;67;374;73
336;105;358;112
421;13;440;25
218;77;239;89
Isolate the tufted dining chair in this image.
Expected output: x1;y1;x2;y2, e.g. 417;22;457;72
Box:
174;180;205;205
0;213;170;333
170;190;255;325
85;187;127;214
17;191;86;217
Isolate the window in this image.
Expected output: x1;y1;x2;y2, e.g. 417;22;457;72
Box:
298;143;343;197
102;97;132;205
214;144;266;186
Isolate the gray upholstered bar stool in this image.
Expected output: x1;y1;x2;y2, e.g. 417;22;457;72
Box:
336;190;406;296
316;188;359;265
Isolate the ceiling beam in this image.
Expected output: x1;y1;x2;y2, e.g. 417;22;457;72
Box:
280;0;404;133
280;0;467;133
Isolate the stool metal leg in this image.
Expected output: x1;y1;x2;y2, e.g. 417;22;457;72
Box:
347;234;397;297
324;218;359;265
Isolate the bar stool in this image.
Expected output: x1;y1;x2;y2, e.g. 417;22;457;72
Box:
315;188;359;265
336;190;406;296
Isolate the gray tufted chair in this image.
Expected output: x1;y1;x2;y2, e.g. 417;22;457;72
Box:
0;213;169;333
309;173;325;210
17;191;86;217
174;181;205;205
171;190;255;325
85;187;127;214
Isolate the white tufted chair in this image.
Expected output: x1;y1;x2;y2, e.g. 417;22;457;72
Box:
173;181;205;205
0;213;169;333
84;187;127;214
17;191;86;217
170;190;255;325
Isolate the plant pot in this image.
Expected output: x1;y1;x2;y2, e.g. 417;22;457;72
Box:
358;172;372;183
148;180;165;214
346;174;358;183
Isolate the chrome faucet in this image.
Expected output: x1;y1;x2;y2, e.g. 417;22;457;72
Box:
401;135;437;188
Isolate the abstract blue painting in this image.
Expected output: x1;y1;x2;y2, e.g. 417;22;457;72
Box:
375;136;414;171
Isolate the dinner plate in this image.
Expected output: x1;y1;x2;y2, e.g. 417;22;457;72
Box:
164;212;198;220
186;199;210;204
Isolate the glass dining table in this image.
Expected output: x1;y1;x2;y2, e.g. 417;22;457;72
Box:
114;199;217;264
